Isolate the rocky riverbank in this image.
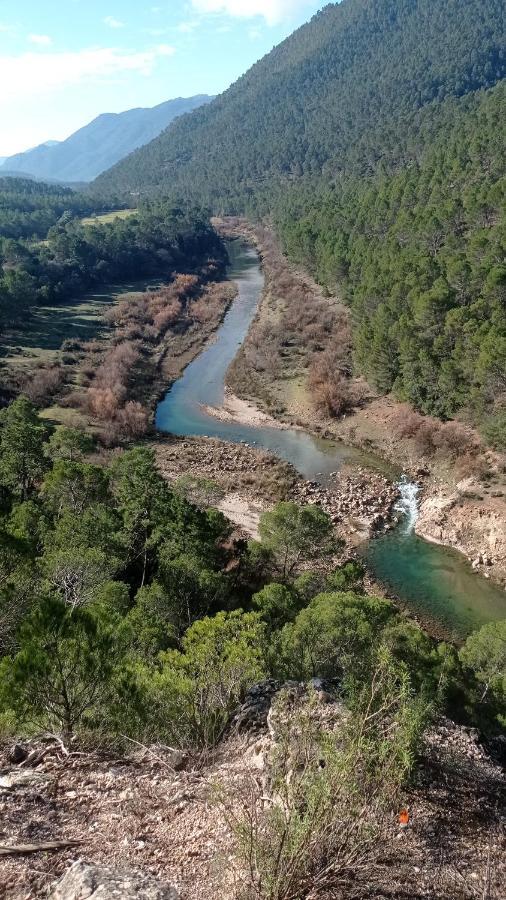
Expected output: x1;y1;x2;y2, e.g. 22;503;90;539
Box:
416;481;506;587
154;436;401;547
292;468;401;544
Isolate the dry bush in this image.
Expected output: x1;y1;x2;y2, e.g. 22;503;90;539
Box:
454;453;490;481
434;421;479;458
413;420;439;457
393;408;425;439
153;305;181;332
308;324;355;418
60;390;88;410
115;401;150;439
23;366;64;406
87;387;124;421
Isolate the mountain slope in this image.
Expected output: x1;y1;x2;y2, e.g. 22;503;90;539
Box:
2;96;212;183
93;0;505;207
92;0;505;439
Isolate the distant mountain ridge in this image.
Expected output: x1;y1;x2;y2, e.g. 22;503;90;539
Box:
0;96;212;184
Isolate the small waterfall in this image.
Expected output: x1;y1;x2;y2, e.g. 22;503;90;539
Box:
394;475;420;534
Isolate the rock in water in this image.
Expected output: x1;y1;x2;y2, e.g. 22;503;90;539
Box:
48;860;180;899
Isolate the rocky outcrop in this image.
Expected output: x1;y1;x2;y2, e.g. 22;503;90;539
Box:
48;860;179;900
231;678;342;735
416;482;506;585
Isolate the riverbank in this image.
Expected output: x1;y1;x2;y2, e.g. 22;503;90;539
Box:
217;218;506;588
3;270;237;441
154;436;398;538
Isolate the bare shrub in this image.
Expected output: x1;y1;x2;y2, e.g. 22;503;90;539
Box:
115;401;150;439
434;421;479;458
454;453;489;481
87;387;123;421
153;301;182;333
23;366;64;406
309;331;356;417
413;420;438;457
392;408;424;439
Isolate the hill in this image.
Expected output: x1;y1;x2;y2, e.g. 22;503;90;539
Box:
1;95;212;184
92;0;505;441
92;0;505;207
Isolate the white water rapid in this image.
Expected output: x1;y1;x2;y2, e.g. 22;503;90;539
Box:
394;476;421;534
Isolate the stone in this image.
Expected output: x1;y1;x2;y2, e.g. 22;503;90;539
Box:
8;742;28;764
48;860;180;900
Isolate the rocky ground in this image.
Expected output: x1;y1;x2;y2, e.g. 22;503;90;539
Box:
1;684;504;900
154;437;401;546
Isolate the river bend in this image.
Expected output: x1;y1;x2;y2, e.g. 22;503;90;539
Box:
156;241;505;637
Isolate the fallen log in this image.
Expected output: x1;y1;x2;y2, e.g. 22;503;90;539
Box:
0;839;83;856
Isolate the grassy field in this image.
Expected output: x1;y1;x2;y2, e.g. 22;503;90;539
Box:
0;277;161;381
80;208;138;226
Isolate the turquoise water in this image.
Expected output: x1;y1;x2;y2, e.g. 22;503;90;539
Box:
156;242;385;479
156;241;506;637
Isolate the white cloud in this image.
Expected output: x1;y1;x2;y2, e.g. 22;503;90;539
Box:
177;20;200;33
28;33;52;46
0;45;175;104
143;27;169;36
104;16;125;29
191;0;310;25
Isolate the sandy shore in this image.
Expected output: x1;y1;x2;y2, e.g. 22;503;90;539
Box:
217;492;263;538
201;388;287;429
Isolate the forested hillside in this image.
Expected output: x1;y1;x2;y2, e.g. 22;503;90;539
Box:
93;0;505;206
276;84;506;430
92;0;506;440
0;183;225;328
0;177;102;240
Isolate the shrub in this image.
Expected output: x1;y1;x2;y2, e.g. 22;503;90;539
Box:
459;620;506;729
225;651;429;900
141;610;267;747
280;591;396;683
482;411;506;451
259;501;337;580
23;366;64;406
0;597;119;737
115;401;150;439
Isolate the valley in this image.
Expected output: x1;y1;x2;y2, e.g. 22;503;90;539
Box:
0;2;504;897
155;237;506;638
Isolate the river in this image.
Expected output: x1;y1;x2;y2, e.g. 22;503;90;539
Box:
156;240;505;638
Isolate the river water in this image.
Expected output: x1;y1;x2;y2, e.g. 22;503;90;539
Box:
156;241;505;638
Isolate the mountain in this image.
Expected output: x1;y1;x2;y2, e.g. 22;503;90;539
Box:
92;0;505;441
1;96;213;184
93;0;505;207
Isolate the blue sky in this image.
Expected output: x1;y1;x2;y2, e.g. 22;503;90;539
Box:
0;0;325;156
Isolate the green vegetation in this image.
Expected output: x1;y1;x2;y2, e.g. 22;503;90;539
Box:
227;652;429;900
0;397;504;747
0;188;226;330
277;82;506;431
0;176;103;240
92;0;505;437
93;0;504;210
